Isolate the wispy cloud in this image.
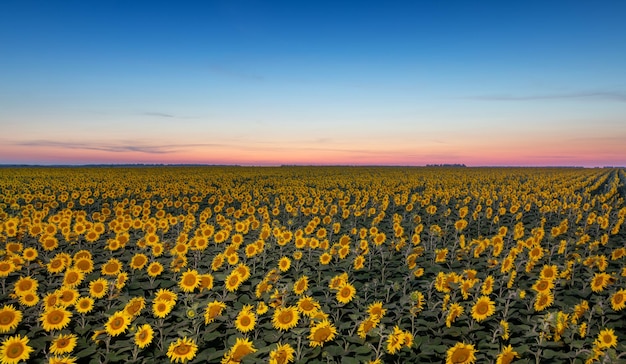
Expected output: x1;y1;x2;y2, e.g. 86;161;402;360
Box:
469;91;626;102
14;140;225;154
142;112;175;118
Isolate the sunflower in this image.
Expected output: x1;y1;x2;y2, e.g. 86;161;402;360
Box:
48;355;78;364
18;291;39;307
101;258;122;276
223;337;256;363
56;287;78;307
446;342;477;364
531;279;554;294
269;342;295;364
610;289;626;311
167;336;198;363
105;311;131;337
211;253;225;271
539;265;558;281
0;305;22;333
273;306;300;331
367;301;386;320
0;334;33;364
495;344;519;364
22;247;38;261
124;296;146;318
533;292;554;312
244;243;258;258
49;333;77;355
204;300;227;324
500;257;514;274
386;326;406;354
528;246;543;261
42;236;59;251
234;264;251;281
179;269;200;293
293;276;309;295
278;257;291;272
147;262;164;277
0;260;15;277
73;258;94;274
134;324;154;348
152;299;175;319
13;276;38;296
357;317;378;339
435;248;449;263
446;303;464;328
75;297;94;314
471;296;495;322
43;292;60;311
318;252;331;265
257;301;269;315
130;254;148;270
40;307;72;331
595;328;618;349
309;319;337;347
115;272;128;290
235;305;256;333
481;276;494;295
152;243;164;257
89;278;109;299
225;271;244;292
590;272;612;292
155;288;177;303
353;255;365;270
199;274;214;292
336;283;356;304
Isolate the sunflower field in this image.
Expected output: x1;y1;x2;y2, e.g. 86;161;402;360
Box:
1;166;625;364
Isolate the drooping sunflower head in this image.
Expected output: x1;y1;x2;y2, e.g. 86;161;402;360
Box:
204;300;226;324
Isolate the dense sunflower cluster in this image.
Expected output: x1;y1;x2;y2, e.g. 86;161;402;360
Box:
0;166;625;363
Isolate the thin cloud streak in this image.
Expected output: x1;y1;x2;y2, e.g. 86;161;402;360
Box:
14;140;226;154
142;112;175;118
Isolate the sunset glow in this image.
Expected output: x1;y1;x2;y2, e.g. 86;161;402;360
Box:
1;1;625;167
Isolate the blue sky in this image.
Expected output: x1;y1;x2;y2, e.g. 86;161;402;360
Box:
1;1;625;166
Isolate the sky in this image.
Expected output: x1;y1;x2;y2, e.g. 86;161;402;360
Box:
1;0;625;167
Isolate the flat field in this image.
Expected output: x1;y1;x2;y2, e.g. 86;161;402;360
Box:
1;166;625;364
